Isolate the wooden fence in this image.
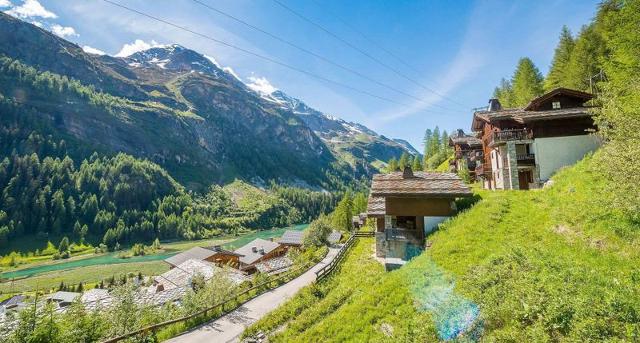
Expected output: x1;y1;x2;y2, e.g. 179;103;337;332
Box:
101;263;308;343
315;231;373;281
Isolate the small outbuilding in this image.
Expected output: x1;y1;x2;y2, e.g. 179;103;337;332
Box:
278;230;305;248
47;291;80;308
367;167;472;262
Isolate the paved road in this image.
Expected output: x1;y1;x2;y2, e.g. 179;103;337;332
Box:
166;247;340;343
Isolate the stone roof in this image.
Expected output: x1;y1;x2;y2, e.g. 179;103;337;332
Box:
155;259;231;290
0;295;25;308
278;230;304;246
234;238;281;265
80;288;110;304
254;256;293;274
327;231;343;244
449;134;482;146
48;291;80;304
370;171;472;197
164;247;218;267
366;196;386;216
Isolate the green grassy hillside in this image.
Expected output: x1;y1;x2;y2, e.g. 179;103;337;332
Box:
247;153;640;341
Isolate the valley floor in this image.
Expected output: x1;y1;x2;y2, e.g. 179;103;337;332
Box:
244;154;640;342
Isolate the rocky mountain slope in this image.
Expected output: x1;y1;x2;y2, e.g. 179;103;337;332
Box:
260;90;419;174
0;13;416;190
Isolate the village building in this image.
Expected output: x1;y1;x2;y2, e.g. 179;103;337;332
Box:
233;238;287;273
278;230;305;248
448;129;483;180
154;258;247;292
366;167;472;266
47;291;80;308
472;88;601;190
164;246;243;269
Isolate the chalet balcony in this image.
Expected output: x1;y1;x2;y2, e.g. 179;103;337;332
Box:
516;153;536;165
384;228;422;243
489;129;533;147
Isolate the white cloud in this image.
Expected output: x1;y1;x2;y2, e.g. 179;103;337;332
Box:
83;45;106;55
50;24;78;38
115;39;162;57
6;0;56;19
0;0;12;8
246;76;277;95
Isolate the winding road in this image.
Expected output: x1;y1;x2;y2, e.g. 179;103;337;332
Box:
165;247;340;343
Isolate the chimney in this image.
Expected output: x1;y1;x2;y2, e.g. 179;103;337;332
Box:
488;98;502;111
259;248;265;255
456;129;465;137
212;245;221;252
251;246;257;253
402;166;414;178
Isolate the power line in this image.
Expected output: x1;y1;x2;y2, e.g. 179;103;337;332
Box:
189;0;459;112
309;0;470;109
101;0;413;108
271;0;469;111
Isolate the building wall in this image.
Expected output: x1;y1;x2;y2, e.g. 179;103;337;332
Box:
424;216;449;235
385;197;455;216
534;135;601;180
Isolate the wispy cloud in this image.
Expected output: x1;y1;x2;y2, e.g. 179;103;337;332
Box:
115;39;162;57
0;0;12;8
83;45;106;55
246;76;277;94
5;0;56;19
51;24;78;38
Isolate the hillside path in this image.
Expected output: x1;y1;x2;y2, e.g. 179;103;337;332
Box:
165;247;340;343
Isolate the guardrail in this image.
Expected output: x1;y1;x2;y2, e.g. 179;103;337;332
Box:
101;262;310;343
315;231;373;281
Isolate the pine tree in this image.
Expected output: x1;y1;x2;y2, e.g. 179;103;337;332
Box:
58;236;69;253
430;126;441;156
511;57;544;107
545;26;575;91
565;24;606;92
386;158;398;173
493;78;515;108
398;152;409;169
412;155;422;171
422;129;433;157
441;130;449;151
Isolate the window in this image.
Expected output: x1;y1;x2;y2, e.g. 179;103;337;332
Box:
552;101;561;109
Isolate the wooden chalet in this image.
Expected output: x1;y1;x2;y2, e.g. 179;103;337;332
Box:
448;129;483;180
366;167;471;263
164;246;243;269
233;238;287;274
472;88;601;190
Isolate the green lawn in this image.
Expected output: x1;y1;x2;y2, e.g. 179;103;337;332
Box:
246;153;640;342
0;261;168;294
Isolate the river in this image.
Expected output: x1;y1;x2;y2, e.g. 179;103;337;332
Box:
1;223;308;280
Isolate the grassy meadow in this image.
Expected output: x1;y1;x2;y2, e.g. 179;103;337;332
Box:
246;153;640;342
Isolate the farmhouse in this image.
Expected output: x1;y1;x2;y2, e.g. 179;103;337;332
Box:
472;88;601;190
47;291;80;308
278;230;304;248
234;238;287;273
164;246;243;269
367;167;471;264
448;129;483;180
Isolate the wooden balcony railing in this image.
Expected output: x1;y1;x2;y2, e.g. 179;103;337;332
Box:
385;228;422;242
516;153;536;165
489;129;532;146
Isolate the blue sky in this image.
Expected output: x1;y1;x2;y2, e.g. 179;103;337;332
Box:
2;0;600;150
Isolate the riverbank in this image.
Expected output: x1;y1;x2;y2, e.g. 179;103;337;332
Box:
0;224;308;293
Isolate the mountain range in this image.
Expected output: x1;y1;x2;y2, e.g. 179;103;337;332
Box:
0;13;417;190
